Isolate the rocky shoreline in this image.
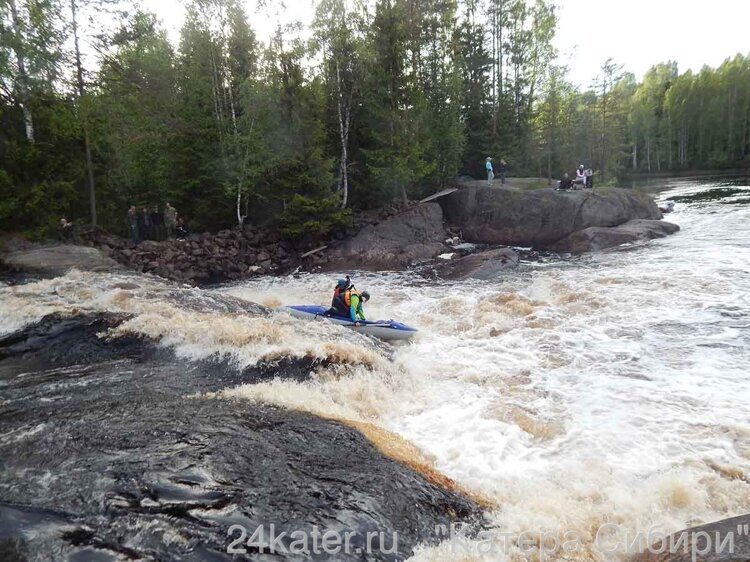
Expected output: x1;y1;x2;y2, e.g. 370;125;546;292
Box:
1;186;681;285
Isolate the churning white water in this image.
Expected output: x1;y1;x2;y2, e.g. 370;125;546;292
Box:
1;177;748;560
219;177;750;560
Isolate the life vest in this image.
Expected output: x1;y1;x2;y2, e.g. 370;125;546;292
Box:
343;289;360;307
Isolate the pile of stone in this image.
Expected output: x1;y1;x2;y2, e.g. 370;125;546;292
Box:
85;228;329;284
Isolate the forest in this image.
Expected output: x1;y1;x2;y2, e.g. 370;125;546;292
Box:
2;0;749;237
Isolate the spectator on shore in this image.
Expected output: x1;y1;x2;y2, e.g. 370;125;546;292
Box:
585;168;594;189
486;157;494;186
58;218;74;242
164;202;178;238
556;173;573;191
140;206;152;240
176;216;190;239
151;205;164;241
127;206;139;243
575;165;587;189
498;159;507;185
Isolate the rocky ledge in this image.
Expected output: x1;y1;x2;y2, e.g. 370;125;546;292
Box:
429;247;520;280
0;312;483;561
439;186;667;249
630;513;750;562
549;219;680;253
327;203;446;270
1;239;122;276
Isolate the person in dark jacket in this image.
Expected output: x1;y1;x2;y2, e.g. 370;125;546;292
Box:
151;205;164;241
58;218;74;242
127;206;139;243
175;216;190;239
556;173;573;190
498;159;508;185
329;278;351;316
140;206;153;240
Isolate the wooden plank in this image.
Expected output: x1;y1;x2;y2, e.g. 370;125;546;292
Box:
419;188;458;204
300;245;328;258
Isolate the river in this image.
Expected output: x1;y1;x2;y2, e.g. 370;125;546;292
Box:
1;175;749;561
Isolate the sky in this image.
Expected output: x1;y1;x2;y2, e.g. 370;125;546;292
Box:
141;0;750;88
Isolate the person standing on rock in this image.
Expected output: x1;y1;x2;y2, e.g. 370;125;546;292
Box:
486;157;494;186
140;206;153;240
498;159;507;185
164;203;178;238
575;165;587;189
127;206;140;244
151;205;164;241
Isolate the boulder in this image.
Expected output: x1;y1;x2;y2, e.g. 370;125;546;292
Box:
433;247;519;280
439;187;662;248
329;202;447;270
1;243;122;276
549;219;681;254
630;513;750;562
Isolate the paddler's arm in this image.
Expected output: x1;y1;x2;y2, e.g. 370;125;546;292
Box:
349;294;360;322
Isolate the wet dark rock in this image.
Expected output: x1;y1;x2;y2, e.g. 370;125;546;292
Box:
433;247;520;280
630;513;750;561
439;187;662;248
549;219;681;254
0;313;481;561
329;203;447;270
0;313;142;370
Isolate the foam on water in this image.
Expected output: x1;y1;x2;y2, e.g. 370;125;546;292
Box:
218;178;750;560
1;178;749;560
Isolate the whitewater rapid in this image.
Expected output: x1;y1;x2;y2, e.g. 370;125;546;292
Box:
1;177;748;560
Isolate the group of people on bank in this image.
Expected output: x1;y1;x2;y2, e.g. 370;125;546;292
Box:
485;157;508;186
126;203;189;243
483;156;595;191
556;165;594;190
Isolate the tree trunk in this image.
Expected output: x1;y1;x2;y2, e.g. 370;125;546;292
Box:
600;89;607;182
491;1;497;138
335;59;351;209
8;0;34;143
667;115;673;169
236;180;244;228
71;0;97;226
632;141;637;170
498;0;503;103
547;145;552;185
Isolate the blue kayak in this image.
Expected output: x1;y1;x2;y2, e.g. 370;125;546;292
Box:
279;305;418;341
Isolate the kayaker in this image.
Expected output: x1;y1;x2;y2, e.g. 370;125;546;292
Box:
329;278;351;316
348;290;370;325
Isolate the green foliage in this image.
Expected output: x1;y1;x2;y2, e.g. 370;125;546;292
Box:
1;0;748;238
279;194;353;239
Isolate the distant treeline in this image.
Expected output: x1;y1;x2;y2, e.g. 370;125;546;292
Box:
1;0;749;236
